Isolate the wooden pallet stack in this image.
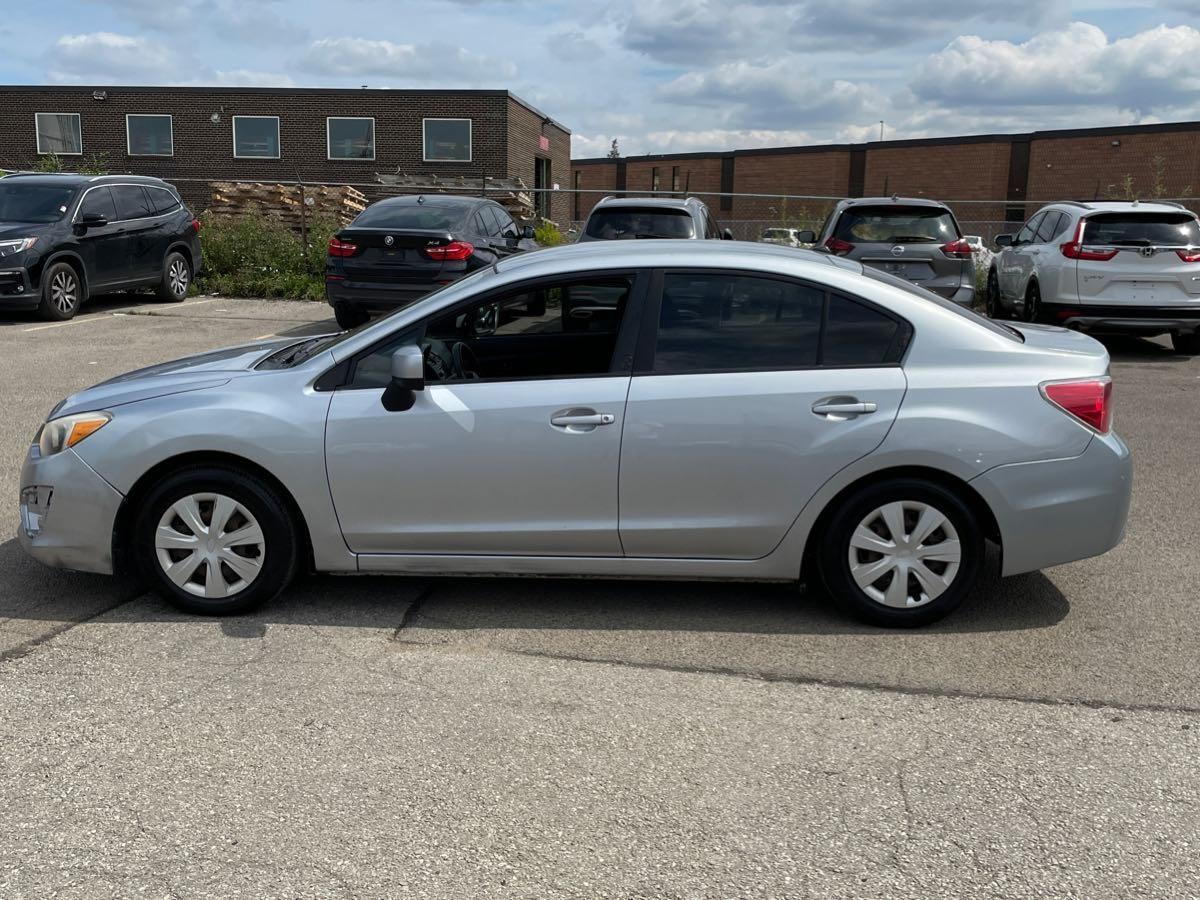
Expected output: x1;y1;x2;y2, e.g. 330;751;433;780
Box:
374;172;537;222
208;182;368;228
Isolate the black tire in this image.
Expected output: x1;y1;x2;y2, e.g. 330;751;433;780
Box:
334;302;369;329
37;260;85;320
985;269;1004;319
1022;281;1042;324
817;478;985;628
133;465;299;615
155;251;191;302
1171;331;1200;354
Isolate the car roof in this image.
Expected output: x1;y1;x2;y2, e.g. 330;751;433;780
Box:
495;237;859;277
1046;200;1192;214
591;196;706;211
838;196;951;210
1;172;169;187
369;194;483;209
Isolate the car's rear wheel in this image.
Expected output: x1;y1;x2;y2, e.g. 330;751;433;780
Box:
1023;281;1042;323
334;302;369;329
134;466;299;615
156;251;191;302
1171;331;1200;354
817;478;984;627
985;269;1004;319
38;261;84;321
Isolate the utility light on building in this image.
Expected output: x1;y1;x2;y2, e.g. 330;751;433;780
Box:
92;90;107;101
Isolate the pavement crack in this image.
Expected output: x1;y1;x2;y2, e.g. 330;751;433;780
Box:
389;581;437;642
0;592;146;667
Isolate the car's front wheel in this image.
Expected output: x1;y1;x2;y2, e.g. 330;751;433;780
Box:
38;261;84;320
817;478;984;627
333;302;369;329
133;466;300;615
1171;331;1200;354
156;251;191;302
985;269;1004;319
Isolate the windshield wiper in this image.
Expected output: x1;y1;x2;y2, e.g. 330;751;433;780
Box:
887;235;939;243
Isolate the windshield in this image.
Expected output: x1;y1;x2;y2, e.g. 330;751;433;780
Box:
584;207;695;240
835;205;960;244
351;203;466;231
0;183;76;223
862;267;1024;342
1083;213;1200;246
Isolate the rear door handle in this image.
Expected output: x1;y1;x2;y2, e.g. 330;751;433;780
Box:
812;401;877;416
550;410;616;431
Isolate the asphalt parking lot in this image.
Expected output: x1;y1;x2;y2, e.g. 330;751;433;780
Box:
1;295;1198;898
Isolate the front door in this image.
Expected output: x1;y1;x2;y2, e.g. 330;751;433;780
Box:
324;271;646;557
618;271;908;559
73;186;129;289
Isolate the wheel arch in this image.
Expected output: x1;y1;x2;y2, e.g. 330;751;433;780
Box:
165;240;194;271
112;450;315;577
799;464;1002;580
39;250;90;298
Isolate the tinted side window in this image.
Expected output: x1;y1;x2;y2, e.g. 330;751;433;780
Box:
823;294;901;367
653;273;822;373
493;206;517;237
148;187;181;215
1035;211;1063;243
112;185;154;220
471;211;489;235
79;187;117;222
1015;211;1046;244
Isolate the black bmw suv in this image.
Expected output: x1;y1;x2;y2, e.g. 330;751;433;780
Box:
0;173;202;320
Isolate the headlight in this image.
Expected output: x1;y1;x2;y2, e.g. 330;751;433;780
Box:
0;237;37;258
35;411;111;457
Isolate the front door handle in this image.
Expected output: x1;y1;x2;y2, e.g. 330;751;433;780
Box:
551;412;615;427
812;400;877;417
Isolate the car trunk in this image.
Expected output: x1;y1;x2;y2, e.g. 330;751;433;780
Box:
1072;212;1200;307
334;228;456;285
834;204;968;298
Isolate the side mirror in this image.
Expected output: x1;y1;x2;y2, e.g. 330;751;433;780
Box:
79;212;108;228
796;230;816;243
994;233;1014;248
381;344;424;412
521;225;536;240
721;228;735;241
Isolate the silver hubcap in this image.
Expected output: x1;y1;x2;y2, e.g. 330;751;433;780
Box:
50;270;77;313
168;259;189;296
155;493;265;599
848;501;961;609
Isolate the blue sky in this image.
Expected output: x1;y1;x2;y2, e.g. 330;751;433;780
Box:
3;1;1199;157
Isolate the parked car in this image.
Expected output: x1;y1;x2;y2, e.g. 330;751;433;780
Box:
21;241;1130;628
985;201;1200;353
577;196;733;242
0;173;201;320
759;227;807;248
325;194;538;329
800;197;975;307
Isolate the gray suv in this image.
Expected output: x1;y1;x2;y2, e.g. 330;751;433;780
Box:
578;196;732;242
801;197;975;307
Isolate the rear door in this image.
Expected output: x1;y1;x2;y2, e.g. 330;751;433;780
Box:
834;204;966;298
618;270;909;559
1072;211;1200;307
110;184;160;281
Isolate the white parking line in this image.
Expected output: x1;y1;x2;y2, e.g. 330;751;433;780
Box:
21;296;228;333
254;332;276;340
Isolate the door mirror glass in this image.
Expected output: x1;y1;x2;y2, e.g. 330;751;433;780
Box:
382;344;424;411
80;211;108;228
521;225;536;240
796;230;816;243
994;233;1014;248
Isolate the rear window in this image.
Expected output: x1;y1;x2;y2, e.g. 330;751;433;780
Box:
353;203;466;231
1083;213;1200;246
0;183;75;223
834;205;960;244
585;207;695;240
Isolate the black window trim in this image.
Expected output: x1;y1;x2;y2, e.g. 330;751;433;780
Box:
330;268;651;391
633;266;913;376
71;182;183;224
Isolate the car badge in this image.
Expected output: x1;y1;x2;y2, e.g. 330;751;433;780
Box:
384;235;395;247
1139;246;1154;258
891;245;905;256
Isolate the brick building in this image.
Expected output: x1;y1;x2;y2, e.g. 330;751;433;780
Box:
572;122;1200;234
0;85;572;225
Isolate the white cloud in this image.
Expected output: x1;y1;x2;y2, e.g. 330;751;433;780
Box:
48;32;174;83
299;37;515;83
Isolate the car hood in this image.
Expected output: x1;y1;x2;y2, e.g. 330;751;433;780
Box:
0;221;54;240
51;337;300;418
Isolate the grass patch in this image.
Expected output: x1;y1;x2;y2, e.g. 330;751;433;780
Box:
195;208;337;300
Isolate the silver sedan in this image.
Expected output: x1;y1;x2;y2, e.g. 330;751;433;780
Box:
18;241;1132;626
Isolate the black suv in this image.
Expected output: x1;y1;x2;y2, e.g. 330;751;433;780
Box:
0;173;202;320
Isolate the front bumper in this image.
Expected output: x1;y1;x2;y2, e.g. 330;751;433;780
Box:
0;267;38;310
18;445;124;575
970;431;1132;577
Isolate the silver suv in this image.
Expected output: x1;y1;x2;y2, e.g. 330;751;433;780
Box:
800;197;975;307
578;196;731;242
986;200;1200;354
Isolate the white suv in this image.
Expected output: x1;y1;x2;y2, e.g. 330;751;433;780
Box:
985;201;1200;353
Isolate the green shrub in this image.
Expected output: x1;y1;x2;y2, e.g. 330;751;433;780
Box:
195;208;339;300
534;220;567;247
32;153;62;173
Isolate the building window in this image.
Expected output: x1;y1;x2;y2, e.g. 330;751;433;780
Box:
423;118;471;162
35;113;82;155
651;167;660;195
671;166;680;193
327;117;375;160
232;116;281;159
126;114;173;156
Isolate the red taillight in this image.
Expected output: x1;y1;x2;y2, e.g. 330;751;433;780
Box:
1042;378;1113;434
191;218;201;233
422;240;474;261
1176;248;1200;262
1060;221;1117;261
824;236;855;256
328;236;359;258
941;238;973;259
